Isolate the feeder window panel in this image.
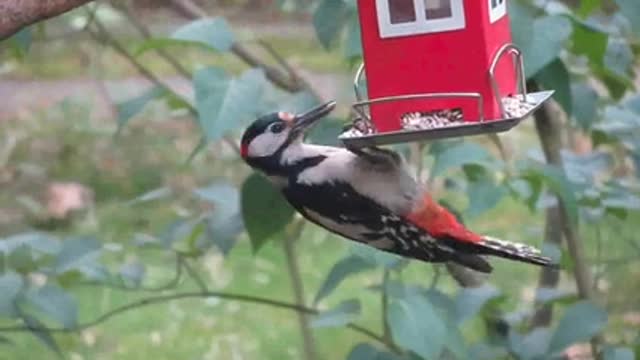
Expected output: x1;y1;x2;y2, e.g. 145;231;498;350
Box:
389;0;416;24
376;0;465;38
424;0;452;20
488;0;507;23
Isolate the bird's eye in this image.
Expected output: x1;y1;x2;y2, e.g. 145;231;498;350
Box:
270;122;286;134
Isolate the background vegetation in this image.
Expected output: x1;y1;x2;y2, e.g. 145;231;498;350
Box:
0;0;639;359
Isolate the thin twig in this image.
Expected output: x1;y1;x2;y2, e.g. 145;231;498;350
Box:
81;255;184;293
381;269;391;344
283;220;318;360
114;2;192;79
429;265;442;289
257;40;324;101
182;259;208;292
0;291;390;350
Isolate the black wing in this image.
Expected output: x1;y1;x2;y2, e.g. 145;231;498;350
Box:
282;181;492;271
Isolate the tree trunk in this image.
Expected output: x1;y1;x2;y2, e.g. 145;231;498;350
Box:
0;0;94;40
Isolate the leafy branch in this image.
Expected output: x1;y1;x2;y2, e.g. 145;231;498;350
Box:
167;0;318;95
0;290;391;349
84;8;240;155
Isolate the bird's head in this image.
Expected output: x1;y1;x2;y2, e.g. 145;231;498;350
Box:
240;101;336;170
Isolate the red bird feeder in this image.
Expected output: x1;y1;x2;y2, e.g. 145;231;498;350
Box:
339;0;554;148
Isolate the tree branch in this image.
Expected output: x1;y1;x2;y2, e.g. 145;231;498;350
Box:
167;0;312;94
527;95;565;329
529;81;593;300
0;290;389;350
0;0;94;40
529;80;599;355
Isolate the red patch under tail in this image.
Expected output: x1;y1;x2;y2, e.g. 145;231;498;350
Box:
405;194;482;243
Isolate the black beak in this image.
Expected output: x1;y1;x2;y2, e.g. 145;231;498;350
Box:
290;100;336;136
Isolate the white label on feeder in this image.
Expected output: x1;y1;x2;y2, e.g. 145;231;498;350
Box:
488;0;507;24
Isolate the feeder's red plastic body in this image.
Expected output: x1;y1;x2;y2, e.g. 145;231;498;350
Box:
356;0;518;132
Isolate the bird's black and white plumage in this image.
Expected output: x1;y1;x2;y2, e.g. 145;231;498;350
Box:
240;101;553;273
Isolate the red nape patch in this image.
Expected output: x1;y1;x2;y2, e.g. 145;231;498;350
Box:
240;143;249;158
406;195;483;243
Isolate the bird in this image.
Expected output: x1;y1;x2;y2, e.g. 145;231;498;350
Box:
239;101;554;273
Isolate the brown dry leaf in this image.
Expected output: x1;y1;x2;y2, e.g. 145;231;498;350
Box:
45;182;94;219
564;343;593;360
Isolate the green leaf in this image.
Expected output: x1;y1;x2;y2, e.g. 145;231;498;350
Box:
522;163;579;225
388;294;447;360
601;182;640;213
509;1;535;59
346;343;400;360
19;312;63;357
604;38;634;77
54;237;102;277
24;284;78;328
535;59;572;116
195;182;244;255
571;20;608;67
7;28;32;59
7;245;38;274
467;342;508;360
547;301;607;355
311;299;361;328
134;18;234;56
602;346;635;360
313;0;349;49
116;86;165;133
194;67;266;142
571;83;599;129
465;178;507;218
241;173;294;252
172;17;235;52
534;287;578;305
615;0;640;35
314;255;376;305
511;12;572;78
596;68;632;100
0;272;23;317
119;261;145;287
454;284;501;324
577;0;601;18
562;150;613;184
596;106;640;138
430;141;496;177
511;328;552;360
0;335;13;345
344;14;362;59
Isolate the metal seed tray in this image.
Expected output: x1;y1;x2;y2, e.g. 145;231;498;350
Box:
339;90;554;148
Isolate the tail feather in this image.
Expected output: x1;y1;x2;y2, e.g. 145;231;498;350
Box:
476;236;555;267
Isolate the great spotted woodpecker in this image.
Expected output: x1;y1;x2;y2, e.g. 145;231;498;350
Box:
240;101;553;273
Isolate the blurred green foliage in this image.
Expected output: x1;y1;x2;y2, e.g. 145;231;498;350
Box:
1;0;639;359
